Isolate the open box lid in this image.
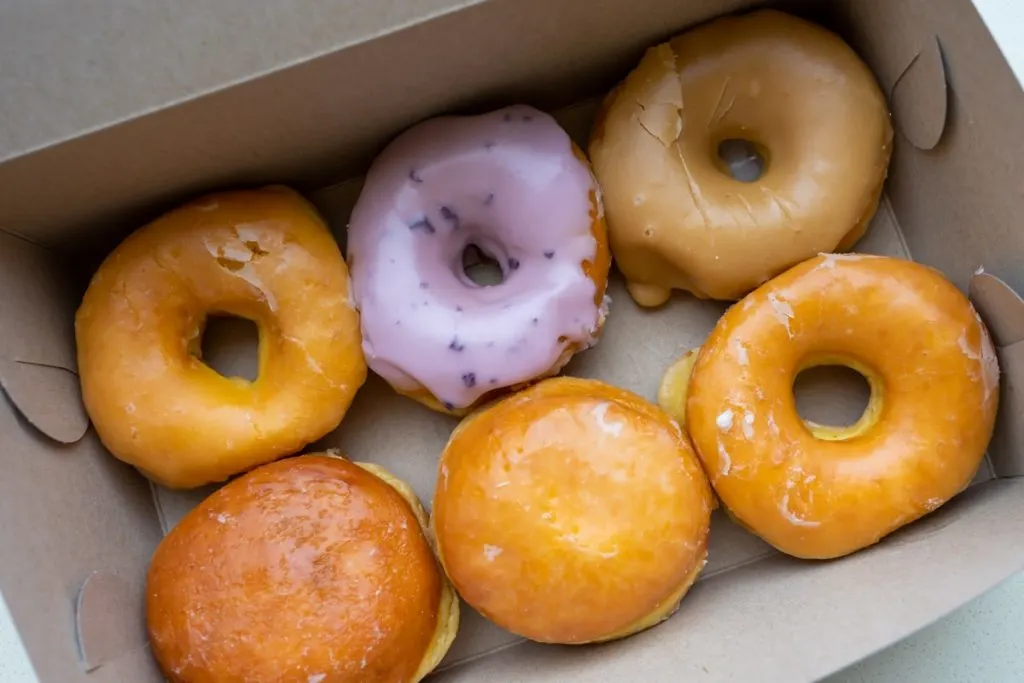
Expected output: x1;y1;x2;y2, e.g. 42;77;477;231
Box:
0;0;1023;682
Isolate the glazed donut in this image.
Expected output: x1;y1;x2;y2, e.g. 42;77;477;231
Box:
347;105;611;415
146;454;459;682
665;253;999;560
589;10;893;304
75;187;367;489
433;377;712;644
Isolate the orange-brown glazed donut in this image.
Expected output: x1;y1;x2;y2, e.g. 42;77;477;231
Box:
677;254;999;560
146;454;459;682
589;10;893;303
75;187;367;489
433;377;712;644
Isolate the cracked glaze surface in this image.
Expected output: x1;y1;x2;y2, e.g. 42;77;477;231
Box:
589;9;893;303
348;105;608;412
685;254;1000;560
75;186;367;489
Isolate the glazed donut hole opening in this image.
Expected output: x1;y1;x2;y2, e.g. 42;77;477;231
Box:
792;362;876;440
715;138;769;183
194;314;261;382
459;243;506;286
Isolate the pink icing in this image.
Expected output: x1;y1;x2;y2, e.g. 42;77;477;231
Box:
347;104;605;410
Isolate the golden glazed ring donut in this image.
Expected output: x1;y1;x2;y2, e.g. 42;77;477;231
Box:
666;254;999;560
146;454;459;682
589;10;893;303
75;187;367;489
433;377;712;644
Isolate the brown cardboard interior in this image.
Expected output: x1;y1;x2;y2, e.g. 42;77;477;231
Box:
0;0;1023;681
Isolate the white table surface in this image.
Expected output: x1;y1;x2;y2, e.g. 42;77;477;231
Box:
0;1;1021;681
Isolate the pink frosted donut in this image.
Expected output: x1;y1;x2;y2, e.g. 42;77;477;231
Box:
347;105;611;414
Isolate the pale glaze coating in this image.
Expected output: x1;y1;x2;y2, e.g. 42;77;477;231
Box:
589;10;893;303
433;377;713;644
683;254;999;560
348;105;609;413
147;455;459;683
75;186;367;489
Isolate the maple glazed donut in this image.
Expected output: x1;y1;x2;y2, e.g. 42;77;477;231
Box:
347;104;611;415
667;254;999;560
147;454;459;682
589;10;893;303
75;187;367;489
433;377;713;644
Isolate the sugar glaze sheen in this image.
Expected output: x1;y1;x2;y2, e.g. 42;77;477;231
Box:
347;104;609;411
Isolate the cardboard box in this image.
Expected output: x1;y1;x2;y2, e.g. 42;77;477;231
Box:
1;0;1023;680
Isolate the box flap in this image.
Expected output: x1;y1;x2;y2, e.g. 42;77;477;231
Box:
0;232;90;444
0;359;88;445
75;572;148;673
838;0;950;151
435;478;1024;682
889;35;948;150
970;271;1024;347
970;271;1024;476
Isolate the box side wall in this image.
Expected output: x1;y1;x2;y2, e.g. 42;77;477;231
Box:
836;0;1024;475
839;0;1024;292
0;0;765;255
0;234;163;682
0;0;1021;680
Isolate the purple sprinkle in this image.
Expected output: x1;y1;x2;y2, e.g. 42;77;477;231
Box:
409;217;435;234
486;341;495;348
455;305;463;313
409;168;424;183
462;372;477;388
420;282;430;289
449;337;465;352
390;257;397;264
484;192;495;206
532;317;539;325
503;112;513;122
443;401;455;411
394;320;401;326
508;258;520;271
484;141;496;150
523;114;534;122
543;250;555;259
489;378;498;385
440;205;459;228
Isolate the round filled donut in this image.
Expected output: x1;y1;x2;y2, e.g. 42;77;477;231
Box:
589;9;893;304
347;105;611;415
146;454;459;682
433;377;712;644
75;187;367;489
668;253;999;560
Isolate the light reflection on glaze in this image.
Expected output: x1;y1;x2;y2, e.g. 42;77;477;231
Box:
348;105;601;409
